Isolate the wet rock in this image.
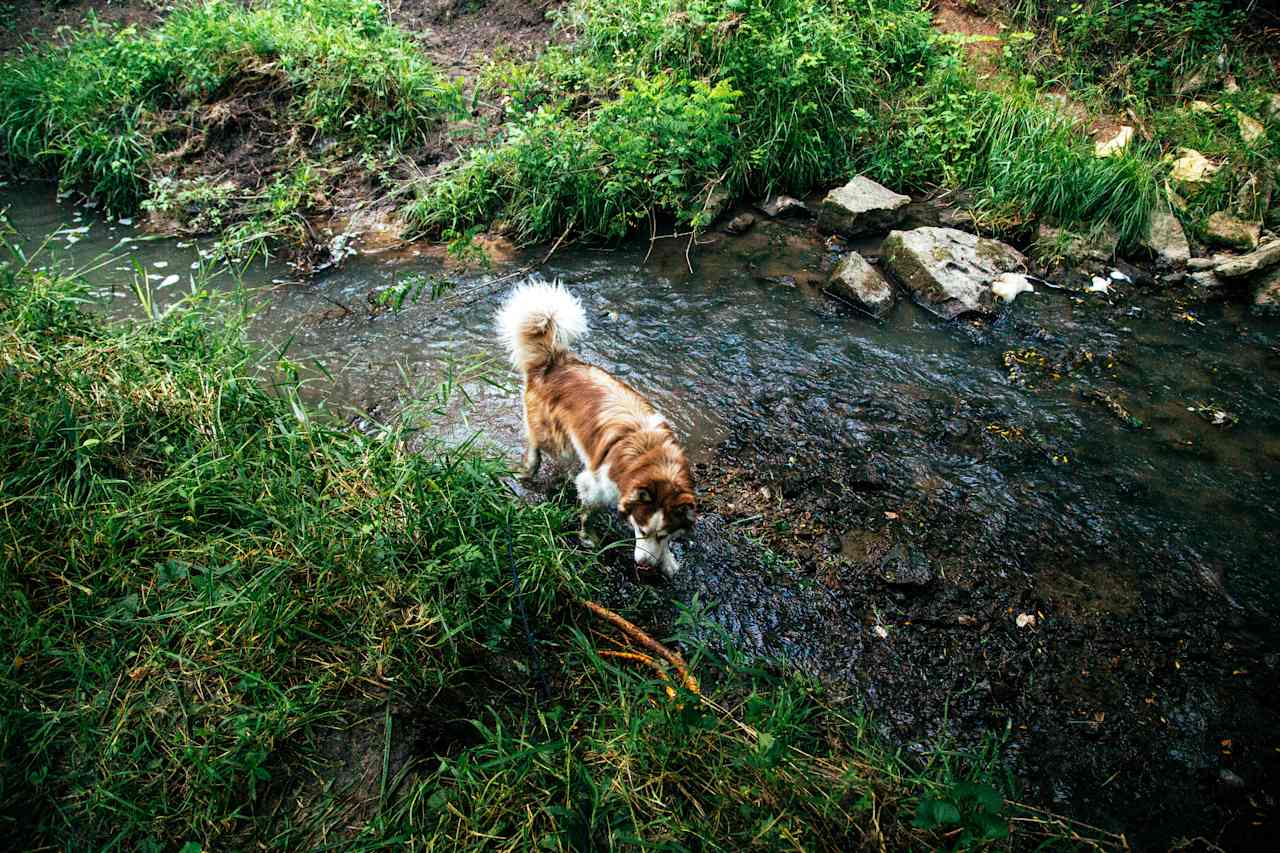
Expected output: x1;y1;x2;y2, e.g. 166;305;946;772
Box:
826;252;896;319
724;212;756;234
879;543;933;589
1170;148;1220;187
881;227;1028;320
817;176;910;238
1214;238;1280;279
1251;268;1280;316
755;194;808;218
1142;206;1191;269
1204;212;1260;250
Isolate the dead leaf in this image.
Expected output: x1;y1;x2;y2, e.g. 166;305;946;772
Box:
883;511;898;520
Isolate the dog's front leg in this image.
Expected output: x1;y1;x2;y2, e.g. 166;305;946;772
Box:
660;549;681;579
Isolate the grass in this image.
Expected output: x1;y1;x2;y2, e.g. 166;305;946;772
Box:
0;255;1111;849
407;0;1166;248
995;0;1280;237
0;0;461;259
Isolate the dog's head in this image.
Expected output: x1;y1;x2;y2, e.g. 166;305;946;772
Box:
620;480;696;574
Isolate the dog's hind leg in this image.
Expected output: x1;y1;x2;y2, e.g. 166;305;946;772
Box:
520;445;542;481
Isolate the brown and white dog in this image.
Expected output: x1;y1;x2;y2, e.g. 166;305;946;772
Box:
497;280;695;577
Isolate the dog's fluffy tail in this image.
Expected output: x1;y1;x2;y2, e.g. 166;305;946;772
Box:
496;279;588;374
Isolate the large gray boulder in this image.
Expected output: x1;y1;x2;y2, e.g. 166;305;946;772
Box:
881;227;1027;320
1143;206;1191;269
826;252;896;319
818;176;910;237
1215;239;1280;279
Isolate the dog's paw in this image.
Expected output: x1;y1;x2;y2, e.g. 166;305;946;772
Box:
660;553;681;580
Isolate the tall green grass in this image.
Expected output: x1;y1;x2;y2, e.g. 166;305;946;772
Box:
0;259;1080;849
0;0;460;214
408;0;1162;247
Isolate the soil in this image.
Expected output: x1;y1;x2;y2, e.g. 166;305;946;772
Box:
0;0;160;55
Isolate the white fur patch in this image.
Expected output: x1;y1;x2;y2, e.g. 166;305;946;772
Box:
646;412;668;430
575;464;620;508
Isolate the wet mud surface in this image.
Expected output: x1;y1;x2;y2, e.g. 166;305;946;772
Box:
5;183;1280;847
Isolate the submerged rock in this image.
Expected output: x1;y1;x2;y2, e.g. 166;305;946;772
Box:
1143;206;1191;269
826;252;896;319
1205;212;1260;250
1214;239;1280;279
1187;270;1230;301
881;227;1027;320
818;176;910;237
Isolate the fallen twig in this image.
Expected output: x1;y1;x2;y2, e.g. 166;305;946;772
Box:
576;597;699;694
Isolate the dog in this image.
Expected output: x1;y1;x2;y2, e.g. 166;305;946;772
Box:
497;279;695;577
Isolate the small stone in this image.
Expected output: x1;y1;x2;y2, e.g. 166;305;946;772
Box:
1236;110;1265;145
1170;149;1220;186
755;195;808;218
724;212;756;234
1016;612;1036;628
1087;276;1111;293
1094;125;1134;158
1110;269;1132;282
1142;206;1190;269
118;217;134;226
873;625;889;640
826;251;896;319
1217;768;1246;792
1267;93;1280;121
1204;212;1261;251
818;176;910;238
1252;267;1280;316
159;274;180;287
152;260;169;269
1215;239;1280;278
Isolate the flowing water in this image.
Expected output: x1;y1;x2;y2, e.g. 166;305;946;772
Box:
5;182;1278;844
